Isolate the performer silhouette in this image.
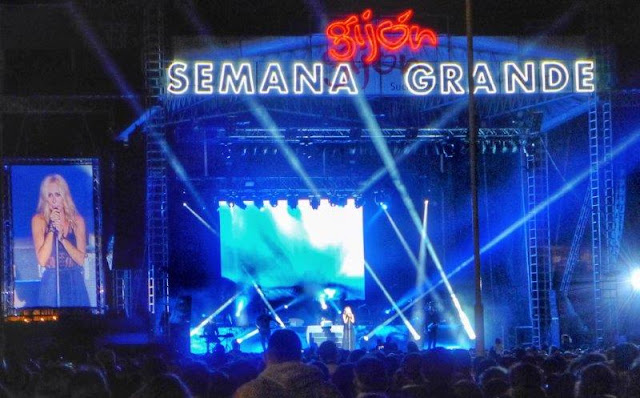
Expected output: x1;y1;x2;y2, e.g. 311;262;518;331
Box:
342;306;356;351
426;302;440;349
256;307;275;351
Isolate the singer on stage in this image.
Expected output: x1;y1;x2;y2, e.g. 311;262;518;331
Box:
31;174;89;307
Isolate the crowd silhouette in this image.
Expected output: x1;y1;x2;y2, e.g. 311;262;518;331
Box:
1;330;639;397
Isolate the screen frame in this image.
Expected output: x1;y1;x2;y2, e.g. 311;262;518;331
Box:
1;158;105;316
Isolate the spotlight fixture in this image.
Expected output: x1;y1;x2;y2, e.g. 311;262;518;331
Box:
405;127;419;139
309;195;321;210
287;195;298;209
442;141;455;158
236;200;247;210
269;197;279;207
374;191;390;209
330;195;347;207
253;198;264;209
354;195;366;208
511;140;519;153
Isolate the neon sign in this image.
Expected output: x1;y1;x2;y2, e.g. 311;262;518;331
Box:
166;59;595;96
325;9;438;64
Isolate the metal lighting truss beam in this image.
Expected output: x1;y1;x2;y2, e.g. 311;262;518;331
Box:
194;127;532;144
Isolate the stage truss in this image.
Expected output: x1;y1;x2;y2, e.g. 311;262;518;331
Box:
0;1;628;348
137;4;619;347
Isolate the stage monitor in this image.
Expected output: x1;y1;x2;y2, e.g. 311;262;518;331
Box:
2;159;103;312
219;199;365;300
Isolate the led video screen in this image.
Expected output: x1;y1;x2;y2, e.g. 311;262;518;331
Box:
6;161;100;309
220;199;365;300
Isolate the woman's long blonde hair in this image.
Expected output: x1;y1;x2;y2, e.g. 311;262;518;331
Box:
36;174;79;227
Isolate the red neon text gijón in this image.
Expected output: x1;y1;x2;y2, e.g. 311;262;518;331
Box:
325;9;438;64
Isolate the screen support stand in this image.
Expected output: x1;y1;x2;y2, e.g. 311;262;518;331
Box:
55;234;60;307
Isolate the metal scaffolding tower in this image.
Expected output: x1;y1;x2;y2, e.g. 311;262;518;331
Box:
143;1;169;335
114;269;131;316
523;134;553;347
586;0;617;347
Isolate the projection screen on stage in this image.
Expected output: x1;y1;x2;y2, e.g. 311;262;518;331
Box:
2;160;102;311
219;199;365;300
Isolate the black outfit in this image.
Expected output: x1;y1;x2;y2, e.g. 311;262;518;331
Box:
256;313;275;351
39;228;89;307
426;307;440;349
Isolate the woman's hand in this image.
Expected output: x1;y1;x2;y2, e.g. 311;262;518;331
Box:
50;209;62;234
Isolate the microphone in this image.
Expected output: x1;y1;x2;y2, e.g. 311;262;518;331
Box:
48;219;59;236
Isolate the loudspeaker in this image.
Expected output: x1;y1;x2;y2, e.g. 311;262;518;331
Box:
112;135;146;268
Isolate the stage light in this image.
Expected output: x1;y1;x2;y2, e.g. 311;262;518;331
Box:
354;195;366;208
405;128;419;139
632;269;640;291
319;294;328;310
236;329;259;344
269;197;279;207
235;296;247;317
323;288;337;299
310;195;321;210
236;200;248;210
253;198;264;209
374;190;390;209
329;194;346;207
287;195;299;209
363;335;369;341
189;293;240;337
442;141;455;158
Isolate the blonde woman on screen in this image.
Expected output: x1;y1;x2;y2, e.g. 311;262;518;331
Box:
31;174;89;307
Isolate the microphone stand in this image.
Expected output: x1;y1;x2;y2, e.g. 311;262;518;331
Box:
54;230;60;307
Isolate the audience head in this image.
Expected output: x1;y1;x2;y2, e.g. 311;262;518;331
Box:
509;362;543;389
318;341;339;364
576;362;616;398
332;363;356;398
266;329;302;364
613;342;639;371
355;356;389;395
452;379;483;398
132;373;192;398
68;366;110;398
